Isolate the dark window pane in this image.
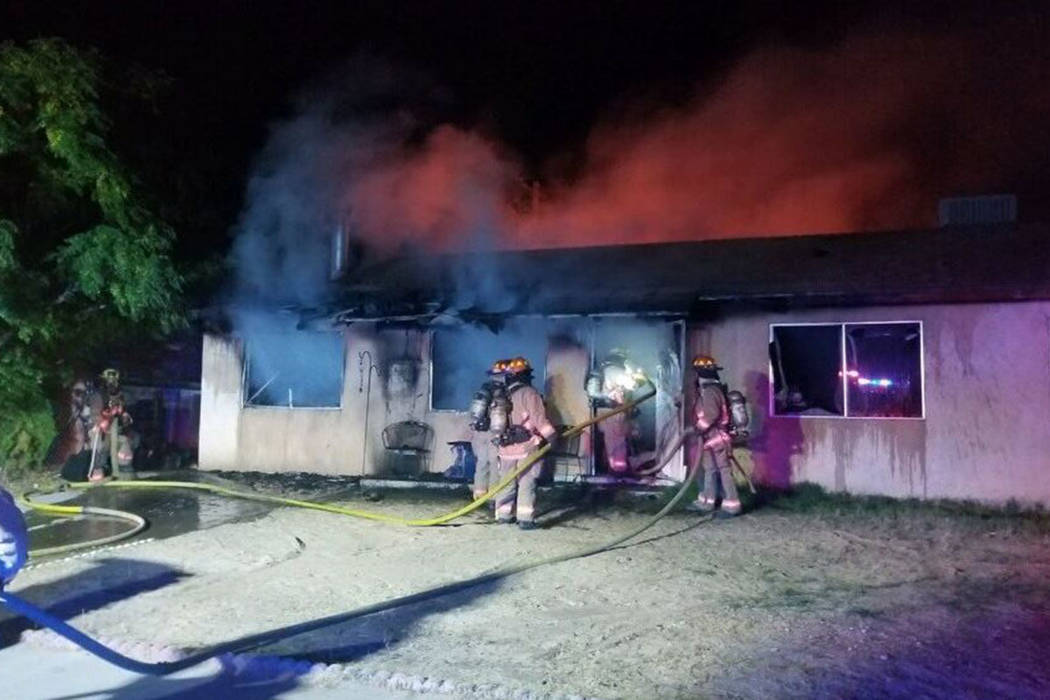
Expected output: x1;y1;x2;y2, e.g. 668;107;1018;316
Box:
246;332;344;408
845;323;923;418
770;325;844;416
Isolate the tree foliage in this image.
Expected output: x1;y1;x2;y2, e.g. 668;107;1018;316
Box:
0;39;184;470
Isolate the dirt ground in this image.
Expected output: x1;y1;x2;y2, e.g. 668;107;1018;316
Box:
7;477;1050;699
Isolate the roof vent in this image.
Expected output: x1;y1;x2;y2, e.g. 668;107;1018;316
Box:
938;194;1017;227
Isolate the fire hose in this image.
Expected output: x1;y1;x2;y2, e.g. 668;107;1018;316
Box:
19;387;655;559
0;411;704;676
18;500;147;558
635;426;755;493
29;388;658;534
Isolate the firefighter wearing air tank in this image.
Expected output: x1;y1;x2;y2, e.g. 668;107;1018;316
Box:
586;349;644;474
477;357;556;529
468;359;507;501
88;368;134;479
691;355;742;517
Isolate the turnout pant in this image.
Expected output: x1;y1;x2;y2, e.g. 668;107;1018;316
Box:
472;435;496;500
697;435;741;514
598;412;631;473
494;455;540;523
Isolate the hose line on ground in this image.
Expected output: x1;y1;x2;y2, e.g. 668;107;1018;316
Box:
20;501;147;558
634;425;756;494
635;427;695;477
46;388;657;529
0;429;701;676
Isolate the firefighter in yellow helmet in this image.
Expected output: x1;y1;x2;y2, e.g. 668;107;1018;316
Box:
490;356;556;530
87;368;134;479
691;355;740;517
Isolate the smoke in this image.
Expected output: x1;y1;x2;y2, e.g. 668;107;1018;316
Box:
430;318;548;410
227;20;1049;388
519;24;1050;246
345;126;518;255
334;20;1049;251
225;62;424;397
237;309;344;408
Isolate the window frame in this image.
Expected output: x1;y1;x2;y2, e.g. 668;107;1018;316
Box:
768;320;925;421
427;327;551;413
242;333;346;410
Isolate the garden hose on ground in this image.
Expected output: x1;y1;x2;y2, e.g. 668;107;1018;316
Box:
19;500;147;558
49;387;658;529
0;430;702;677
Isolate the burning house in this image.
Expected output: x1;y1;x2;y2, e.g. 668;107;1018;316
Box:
199;222;1050;506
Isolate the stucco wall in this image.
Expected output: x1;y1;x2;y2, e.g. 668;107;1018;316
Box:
694;301;1050;505
198;320;671;477
200;326;395;475
199;301;1050;504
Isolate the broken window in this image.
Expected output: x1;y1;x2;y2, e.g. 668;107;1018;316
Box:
770;324;844;416
244;331;345;408
430;320;548;411
770;322;924;418
845;322;923;418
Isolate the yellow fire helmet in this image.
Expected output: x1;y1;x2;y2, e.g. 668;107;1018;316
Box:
101;368;121;384
505;357;532;375
692;355;723;371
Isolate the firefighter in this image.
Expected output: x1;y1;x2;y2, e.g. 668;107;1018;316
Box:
59;379;98;481
0;486;28;586
691;355;741;517
491;357;556;530
470;359;508;501
87;368;134;479
69;380;92;455
586;349;643;474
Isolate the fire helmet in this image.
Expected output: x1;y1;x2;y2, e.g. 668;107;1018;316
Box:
487;359;509;375
101;368;121;386
603;348;629;367
692;355;722;371
504;356;533;382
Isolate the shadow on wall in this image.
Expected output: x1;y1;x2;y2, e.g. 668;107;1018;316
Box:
745;370;804;488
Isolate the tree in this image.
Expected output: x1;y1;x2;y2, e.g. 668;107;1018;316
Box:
0;39;184;471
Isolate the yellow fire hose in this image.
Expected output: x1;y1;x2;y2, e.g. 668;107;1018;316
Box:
19;500;147;557
3;438;704;677
23;388;656;556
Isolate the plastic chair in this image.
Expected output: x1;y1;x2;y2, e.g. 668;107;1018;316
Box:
381;420;434;477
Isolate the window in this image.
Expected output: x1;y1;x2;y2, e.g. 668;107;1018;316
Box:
844;323;923;418
770;324;844;416
430;319;548;411
770;322;923;418
245;331;345;408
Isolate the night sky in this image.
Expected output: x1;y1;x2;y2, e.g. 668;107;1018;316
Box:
3;1;1048;260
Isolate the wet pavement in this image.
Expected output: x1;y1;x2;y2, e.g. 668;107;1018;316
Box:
25;472;275;557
